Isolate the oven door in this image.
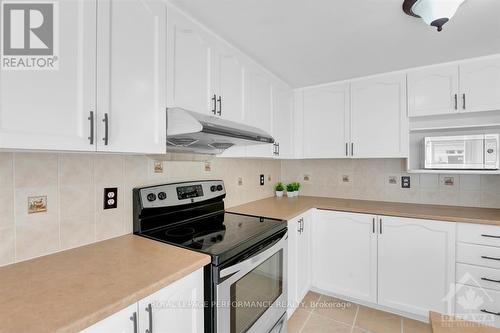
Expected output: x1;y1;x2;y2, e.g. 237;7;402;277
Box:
216;230;287;333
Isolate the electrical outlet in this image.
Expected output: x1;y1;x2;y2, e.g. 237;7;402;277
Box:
402;176;411;189
153;161;163;173
238;177;243;186
204;161;212;172
342;175;350;183
260;174;265;186
303;174;311;182
268;175;272;182
104;188;118;209
443;176;455;186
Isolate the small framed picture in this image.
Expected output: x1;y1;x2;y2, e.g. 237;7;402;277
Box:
28;196;47;214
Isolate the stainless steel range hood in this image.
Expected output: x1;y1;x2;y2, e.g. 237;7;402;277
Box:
167;108;274;154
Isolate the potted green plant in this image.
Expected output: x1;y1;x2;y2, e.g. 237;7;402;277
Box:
286;183;295;197
275;182;284;197
293;182;301;196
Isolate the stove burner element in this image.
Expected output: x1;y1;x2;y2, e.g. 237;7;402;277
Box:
165;227;195;238
191;230;225;248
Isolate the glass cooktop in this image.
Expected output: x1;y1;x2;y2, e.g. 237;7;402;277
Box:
143;212;286;265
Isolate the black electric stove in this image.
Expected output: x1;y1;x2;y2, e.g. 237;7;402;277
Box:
133;180;288;333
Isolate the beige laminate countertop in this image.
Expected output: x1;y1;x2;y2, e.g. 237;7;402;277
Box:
227;196;500;226
0;235;210;333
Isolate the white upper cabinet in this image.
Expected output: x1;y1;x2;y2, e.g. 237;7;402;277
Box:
378;216;456;317
212;44;245;123
0;0;97;151
312;210;378;303
408;65;459;117
97;0;166;153
302;82;350;158
460;57;500;113
408;56;500;117
166;6;214;116
273;84;294;158
350;73;407;158
244;66;273;134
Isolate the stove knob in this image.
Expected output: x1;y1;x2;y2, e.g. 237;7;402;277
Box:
147;193;157;202
210;186;216;192
216;185;223;191
158;192;167;200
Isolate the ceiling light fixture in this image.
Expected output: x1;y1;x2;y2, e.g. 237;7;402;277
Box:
403;0;466;32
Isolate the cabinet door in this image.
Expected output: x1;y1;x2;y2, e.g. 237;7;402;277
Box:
97;0;166;153
214;45;245;123
312;211;377;303
80;303;138;333
138;268;204;333
378;216;456;317
287;216;299;318
460;57;500;113
407;65;459;117
302;82;350;158
287;211;311;318
350;73;407;158
0;0;96;151
166;6;214;116
273;84;294;159
296;211;311;303
244;67;273;134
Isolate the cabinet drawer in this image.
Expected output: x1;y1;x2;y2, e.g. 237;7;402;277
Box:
457;243;500;269
458;223;500;247
455;284;500;328
457;263;500;292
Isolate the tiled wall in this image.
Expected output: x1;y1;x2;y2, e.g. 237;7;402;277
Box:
0;152;281;267
281;159;500;209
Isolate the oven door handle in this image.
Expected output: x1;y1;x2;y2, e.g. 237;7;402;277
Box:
219;231;287;279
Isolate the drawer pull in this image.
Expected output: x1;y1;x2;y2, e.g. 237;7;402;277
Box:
481;277;500;284
481;234;500;239
481;256;500;261
481;309;500;316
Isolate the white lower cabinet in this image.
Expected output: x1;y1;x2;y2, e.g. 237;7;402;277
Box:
377;216;456;317
311;210;377;303
287;210;312;318
310;210;456;320
81;268;204;333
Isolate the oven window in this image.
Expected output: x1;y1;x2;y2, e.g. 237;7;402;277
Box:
230;250;283;333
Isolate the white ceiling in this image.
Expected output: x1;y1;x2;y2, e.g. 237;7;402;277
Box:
169;0;500;88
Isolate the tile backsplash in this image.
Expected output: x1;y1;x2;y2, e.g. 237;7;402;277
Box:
0;152;281;267
2;154;499;267
281;159;500;209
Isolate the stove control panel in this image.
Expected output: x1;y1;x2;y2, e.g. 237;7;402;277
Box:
138;180;225;209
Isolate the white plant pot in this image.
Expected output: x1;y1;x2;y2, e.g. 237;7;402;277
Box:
286;191;293;197
276;191;284;198
296;190;300;197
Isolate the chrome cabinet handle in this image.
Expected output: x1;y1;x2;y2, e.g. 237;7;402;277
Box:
211;94;217;115
379;218;382;234
130;312;138;333
462;93;466;110
102;113;109;145
454;94;458;110
481;277;500;284
481;309;500;316
481;255;500;261
372;218;375;234
145;303;153;333
217;96;222;116
297;219;301;233
351;143;354;157
301;218;304;233
277;143;280;156
345;143;348;157
88;111;94;145
481;234;500;239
